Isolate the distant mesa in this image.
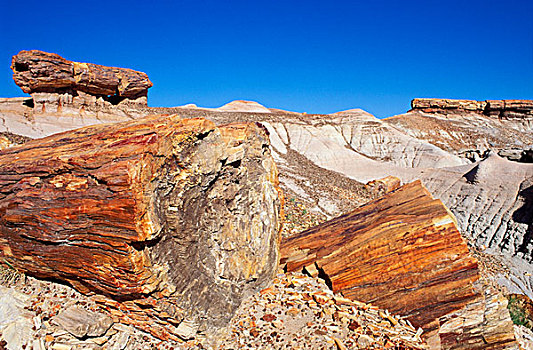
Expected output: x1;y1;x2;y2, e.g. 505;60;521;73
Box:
411;98;533;119
11;50;153;105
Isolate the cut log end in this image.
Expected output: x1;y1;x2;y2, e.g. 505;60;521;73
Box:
0;114;282;335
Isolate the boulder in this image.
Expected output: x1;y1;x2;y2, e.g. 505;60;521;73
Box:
53;306;113;339
365;175;401;194
0;286;34;350
280;180;519;349
0;115;282;339
11;50;153;101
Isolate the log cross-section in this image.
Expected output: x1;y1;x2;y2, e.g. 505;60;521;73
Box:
0;114;282;338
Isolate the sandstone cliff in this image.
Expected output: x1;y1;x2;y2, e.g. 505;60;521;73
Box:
411;98;533;120
390;98;533;161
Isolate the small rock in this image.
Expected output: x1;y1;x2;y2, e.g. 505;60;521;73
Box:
50;343;72;350
175;318;198;340
333;336;347;350
109;331;130;350
45;335;55;342
272;319;284;329
357;334;374;347
261;314;276;322
33;315;42;330
249;328;260;337
348;320;360;331
53;306;113;338
89;335;109;345
286;307;300;316
32;338;46;350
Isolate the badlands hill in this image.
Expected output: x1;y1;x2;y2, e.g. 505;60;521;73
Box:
0;50;532;349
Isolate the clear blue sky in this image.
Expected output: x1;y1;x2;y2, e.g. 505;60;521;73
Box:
1;0;532;117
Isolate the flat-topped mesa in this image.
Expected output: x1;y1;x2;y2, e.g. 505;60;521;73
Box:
280;181;519;349
0;115;282;340
411;98;487;112
11;50;153;106
411;98;533;119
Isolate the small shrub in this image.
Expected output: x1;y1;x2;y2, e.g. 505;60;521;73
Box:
507;294;533;330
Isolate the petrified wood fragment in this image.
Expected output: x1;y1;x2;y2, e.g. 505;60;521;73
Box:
11;50;153;99
0;115;282;338
281;181;519;349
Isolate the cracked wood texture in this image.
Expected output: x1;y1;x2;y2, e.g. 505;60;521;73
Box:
281;181;519;349
11;50;153;99
0;114;282;339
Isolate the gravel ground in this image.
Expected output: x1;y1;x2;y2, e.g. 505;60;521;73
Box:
0;264;427;349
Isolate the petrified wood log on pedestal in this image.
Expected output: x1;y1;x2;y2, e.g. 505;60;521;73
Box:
0;115;282;339
281;181;519;349
11;50;153;99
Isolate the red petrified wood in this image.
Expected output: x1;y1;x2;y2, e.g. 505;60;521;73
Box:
0;114;282;340
281;181;519;349
11;50;153;99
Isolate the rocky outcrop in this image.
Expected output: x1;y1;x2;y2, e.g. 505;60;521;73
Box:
412;98;488;112
1;51;156;139
0;96;152;139
2;92;531;299
387;107;533;162
485;100;533;119
3;52;533;333
12;50;152;102
280;180;519;349
0;115;282;340
411;98;533;119
365;175;401;194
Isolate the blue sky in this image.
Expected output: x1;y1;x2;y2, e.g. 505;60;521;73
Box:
1;0;532;117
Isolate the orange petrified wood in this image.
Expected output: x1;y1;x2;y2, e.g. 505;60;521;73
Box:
281;181;519;349
281;181;479;329
0;114;282;340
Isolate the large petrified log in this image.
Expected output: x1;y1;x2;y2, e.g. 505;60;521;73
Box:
0;114;282;339
281;181;519;349
11;50;153;100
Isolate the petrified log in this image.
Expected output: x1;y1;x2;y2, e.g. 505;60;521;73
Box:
281;181;519;349
365;175;401;194
11;50;153;99
0;115;282;339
